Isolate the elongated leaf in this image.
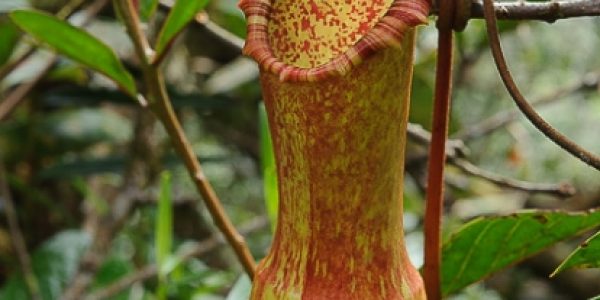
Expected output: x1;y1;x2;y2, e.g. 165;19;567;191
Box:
156;171;173;271
0;20;20;66
552;230;600;276
155;0;209;56
259;102;278;231
442;209;600;296
10;10;136;96
156;171;173;300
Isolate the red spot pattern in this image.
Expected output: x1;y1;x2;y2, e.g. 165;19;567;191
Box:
250;38;426;299
239;0;430;82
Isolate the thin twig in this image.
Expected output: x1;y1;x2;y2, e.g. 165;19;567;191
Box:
427;0;600;22
408;123;468;158
0;57;57;121
0;165;41;300
115;0;256;278
453;72;600;141
450;158;576;197
483;0;600;171
0;50;35;83
470;0;600;22
86;216;268;300
112;0;153;66
407;124;577;197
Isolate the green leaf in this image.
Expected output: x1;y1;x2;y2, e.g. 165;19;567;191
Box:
156;171;173;271
91;258;133;300
155;171;173;300
441;209;600;296
552;230;600;276
590;295;600;300
139;0;160;21
0;230;90;300
0;19;20;66
155;0;210;56
9;10;137;96
259;102;278;232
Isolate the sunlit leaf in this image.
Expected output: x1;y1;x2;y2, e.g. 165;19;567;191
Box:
259;102;278;232
155;0;209;57
10;10;137;96
552;230;600;276
442;209;600;296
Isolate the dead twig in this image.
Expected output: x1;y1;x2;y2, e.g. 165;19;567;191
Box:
450;158;576;197
428;0;600;23
469;0;600;22
406;124;576;197
408;123;468;158
453;72;600;141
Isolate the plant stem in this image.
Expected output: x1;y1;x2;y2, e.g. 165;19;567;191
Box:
146;65;256;277
423;1;455;298
115;0;256;278
112;0;152;66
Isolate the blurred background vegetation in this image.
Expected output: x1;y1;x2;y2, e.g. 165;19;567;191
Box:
0;0;599;299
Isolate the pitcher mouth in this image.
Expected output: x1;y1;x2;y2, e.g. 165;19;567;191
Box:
239;0;430;82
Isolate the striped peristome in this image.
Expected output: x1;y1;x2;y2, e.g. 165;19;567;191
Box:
239;0;430;82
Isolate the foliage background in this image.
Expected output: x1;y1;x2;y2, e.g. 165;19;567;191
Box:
0;0;599;299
